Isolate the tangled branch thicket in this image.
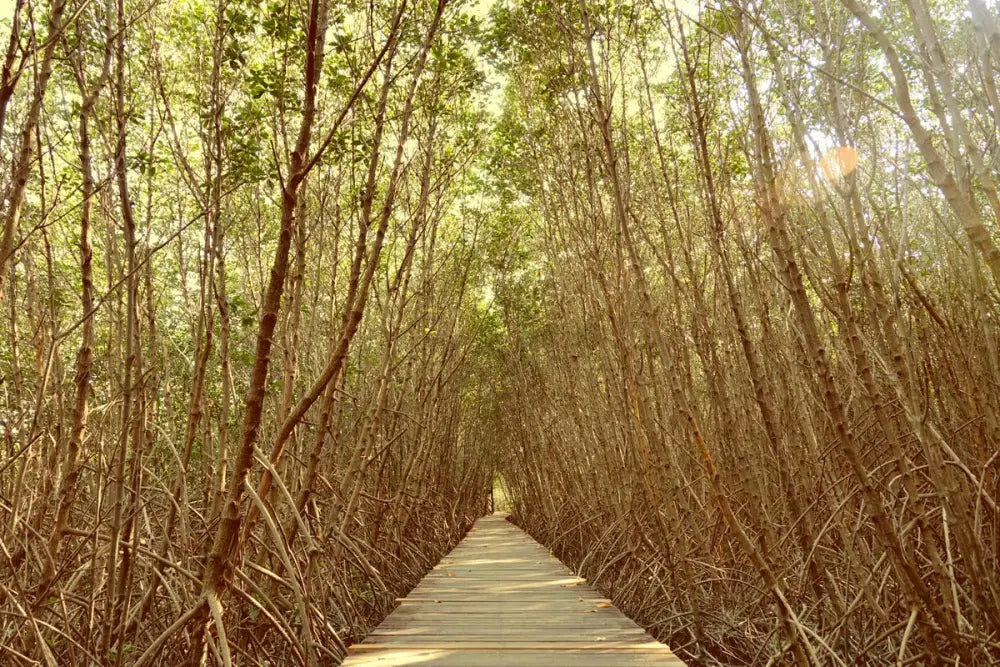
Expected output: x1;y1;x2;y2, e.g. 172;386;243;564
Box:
493;1;1000;664
1;0;999;664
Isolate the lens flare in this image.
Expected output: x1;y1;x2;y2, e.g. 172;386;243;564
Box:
819;146;860;182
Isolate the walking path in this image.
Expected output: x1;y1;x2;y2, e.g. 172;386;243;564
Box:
342;514;685;665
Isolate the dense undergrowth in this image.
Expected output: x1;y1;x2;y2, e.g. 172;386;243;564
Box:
3;0;1000;664
1;0;493;662
490;1;1000;664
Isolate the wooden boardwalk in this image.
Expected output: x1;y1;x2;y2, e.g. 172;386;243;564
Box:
342;514;685;666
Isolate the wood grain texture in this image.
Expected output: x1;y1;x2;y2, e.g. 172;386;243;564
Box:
342;514;685;666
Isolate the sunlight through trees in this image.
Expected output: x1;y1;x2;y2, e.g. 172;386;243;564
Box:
1;0;999;664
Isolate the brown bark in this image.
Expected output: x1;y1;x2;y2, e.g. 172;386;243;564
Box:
38;2;113;598
0;0;68;301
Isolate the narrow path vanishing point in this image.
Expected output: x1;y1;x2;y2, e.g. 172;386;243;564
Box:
342;514;686;666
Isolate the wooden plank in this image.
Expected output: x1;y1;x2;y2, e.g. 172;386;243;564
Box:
368;628;648;639
408;583;590;591
400;596;607;602
343;649;687;666
370;631;649;638
373;615;644;627
341;514;684;666
421;574;587;580
374;622;647;632
350;641;672;650
390;601;616;609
